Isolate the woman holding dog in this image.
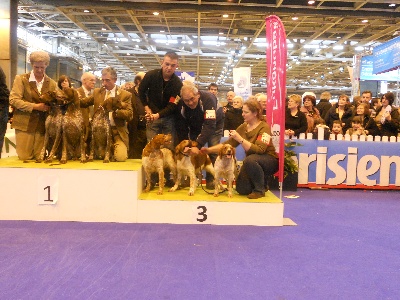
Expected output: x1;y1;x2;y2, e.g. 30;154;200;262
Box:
201;99;278;199
9;51;58;160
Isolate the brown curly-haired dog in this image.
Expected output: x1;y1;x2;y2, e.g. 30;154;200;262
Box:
60;87;86;164
142;134;176;195
37;89;69;163
89;94;127;163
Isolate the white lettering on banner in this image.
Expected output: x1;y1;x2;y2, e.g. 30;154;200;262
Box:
298;146;400;187
271;21;278;110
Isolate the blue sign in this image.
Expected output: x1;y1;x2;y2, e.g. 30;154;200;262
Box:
373;35;400;74
360;55;399;81
292;139;400;189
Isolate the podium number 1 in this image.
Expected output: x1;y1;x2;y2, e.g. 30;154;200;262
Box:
197;206;208;222
37;176;59;205
43;186;53;202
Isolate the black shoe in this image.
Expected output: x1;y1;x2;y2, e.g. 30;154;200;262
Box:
180;177;190;188
206;181;215;189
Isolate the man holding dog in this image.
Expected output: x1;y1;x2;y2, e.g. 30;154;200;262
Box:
9;51;57;161
176;81;224;189
80;67;132;162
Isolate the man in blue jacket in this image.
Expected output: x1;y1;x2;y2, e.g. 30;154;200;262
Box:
176;81;224;189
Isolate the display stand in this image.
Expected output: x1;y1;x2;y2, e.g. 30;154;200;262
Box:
0;157;284;226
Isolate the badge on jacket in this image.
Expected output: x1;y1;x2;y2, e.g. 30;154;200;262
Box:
257;132;271;144
205;109;216;119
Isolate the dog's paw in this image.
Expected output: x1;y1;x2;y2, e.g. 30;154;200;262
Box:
213;192;219;197
60;159;67;164
103;159;110;163
188;188;194;196
169;186;178;192
228;192;233;198
157;189;163;195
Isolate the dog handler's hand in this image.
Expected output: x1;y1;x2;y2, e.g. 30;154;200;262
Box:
229;130;242;142
200;147;209;154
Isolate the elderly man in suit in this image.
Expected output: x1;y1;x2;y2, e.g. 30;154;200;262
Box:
80;67;133;162
76;72;96;151
9;51;58;160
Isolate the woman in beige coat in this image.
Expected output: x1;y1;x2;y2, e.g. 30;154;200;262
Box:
9;51;58;160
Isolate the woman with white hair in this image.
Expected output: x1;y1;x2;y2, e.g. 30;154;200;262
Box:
9;50;58;160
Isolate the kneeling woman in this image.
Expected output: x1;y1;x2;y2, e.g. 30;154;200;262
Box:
201;99;278;199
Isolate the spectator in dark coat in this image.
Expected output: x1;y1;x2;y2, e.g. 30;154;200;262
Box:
355;103;380;137
374;92;399;137
0;66;10;157
223;96;244;131
325;94;353;134
316;91;332;119
285;94;307;138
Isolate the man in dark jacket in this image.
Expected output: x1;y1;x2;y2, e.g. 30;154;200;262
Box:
316;91;332;119
139;51;183;147
176;81;224;189
0;66;10;157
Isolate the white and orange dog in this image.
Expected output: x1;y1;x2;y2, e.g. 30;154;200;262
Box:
142;134;176;195
169;140;216;196
214;144;238;198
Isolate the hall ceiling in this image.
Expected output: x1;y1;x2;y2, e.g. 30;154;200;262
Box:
18;0;400;95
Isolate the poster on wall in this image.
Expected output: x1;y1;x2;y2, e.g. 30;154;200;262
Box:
175;71;195;82
233;67;252;99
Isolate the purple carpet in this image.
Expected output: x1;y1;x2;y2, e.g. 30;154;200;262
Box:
1;188;400;299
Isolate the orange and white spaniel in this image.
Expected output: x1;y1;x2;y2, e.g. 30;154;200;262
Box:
214;144;237;197
169;140;216;196
142;134;176;195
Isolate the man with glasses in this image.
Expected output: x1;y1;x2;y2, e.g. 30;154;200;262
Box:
139;51;183;147
176;81;224;189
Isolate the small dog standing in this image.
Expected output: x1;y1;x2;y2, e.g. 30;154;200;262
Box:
89;95;127;163
214;144;238;198
169;140;216;196
142;134;176;195
37;90;68;163
60;87;86;164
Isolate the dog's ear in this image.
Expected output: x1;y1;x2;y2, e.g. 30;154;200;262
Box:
218;146;224;159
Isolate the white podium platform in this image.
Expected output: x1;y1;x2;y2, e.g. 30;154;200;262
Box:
0;157;284;226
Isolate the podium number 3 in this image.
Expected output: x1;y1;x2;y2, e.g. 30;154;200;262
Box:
44;186;54;202
197;206;207;222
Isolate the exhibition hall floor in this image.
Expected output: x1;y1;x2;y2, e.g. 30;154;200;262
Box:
1;188;399;299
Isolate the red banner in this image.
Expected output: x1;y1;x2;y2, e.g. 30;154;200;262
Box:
265;15;287;184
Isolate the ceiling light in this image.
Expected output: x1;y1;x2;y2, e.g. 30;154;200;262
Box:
101;27;106;31
153;12;159;16
389;4;396;7
292;17;298;21
362;20;368;23
308;0;315;4
222;14;229;18
83;9;90;13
